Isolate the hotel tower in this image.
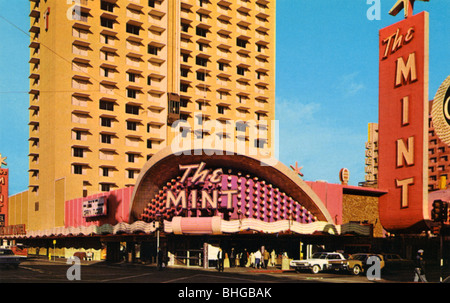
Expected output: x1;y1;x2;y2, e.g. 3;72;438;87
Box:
27;0;276;230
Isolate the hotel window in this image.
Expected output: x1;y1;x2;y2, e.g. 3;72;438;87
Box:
127;121;137;131
128;170;135;179
180;98;189;108
101;67;110;77
101;1;114;12
73;147;84;158
128;72;137;82
148;45;159;55
101;34;114;45
181;23;189;33
217;105;225;114
147;139;153;149
218;62;225;71
148;0;155;7
127;153;136;163
101;134;112;144
237;67;245;76
101;117;112;127
196;56;207;67
100;17;114;29
127;89;137;99
101;184;111;192
73;165;83;175
74;130;82;140
236;122;247;132
73;11;89;22
181;68;189;77
255;139;265;149
126;23;141;36
196;27;207;37
196;71;205;81
180;83;189;93
126;104;139;115
237;38;248;48
99;100;114;111
102;167;110;177
197;42;206;51
182;53;189;62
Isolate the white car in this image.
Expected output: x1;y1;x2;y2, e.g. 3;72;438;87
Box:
290;252;348;274
0;248;25;269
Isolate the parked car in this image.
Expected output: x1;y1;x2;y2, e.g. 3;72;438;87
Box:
329;253;385;275
0;248;25;269
382;253;413;270
290;252;348;274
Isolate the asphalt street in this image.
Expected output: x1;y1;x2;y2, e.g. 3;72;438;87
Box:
1;257;448;284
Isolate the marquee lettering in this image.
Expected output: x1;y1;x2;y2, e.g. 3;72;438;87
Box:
382;27;415;59
165;163;238;211
396;136;415;167
395;52;417;86
396;177;414;208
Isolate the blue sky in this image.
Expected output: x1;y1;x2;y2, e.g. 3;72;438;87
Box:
0;0;449;195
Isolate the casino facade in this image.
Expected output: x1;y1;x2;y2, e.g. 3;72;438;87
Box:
3;146;388;266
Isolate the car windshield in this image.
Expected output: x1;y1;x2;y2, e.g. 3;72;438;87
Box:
311;253;327;259
350;254;367;261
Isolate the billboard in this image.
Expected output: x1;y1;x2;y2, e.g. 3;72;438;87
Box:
378;12;429;232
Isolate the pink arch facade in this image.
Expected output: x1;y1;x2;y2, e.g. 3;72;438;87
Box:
130;147;335;234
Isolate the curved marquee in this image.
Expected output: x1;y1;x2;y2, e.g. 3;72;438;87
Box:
129;147;334;233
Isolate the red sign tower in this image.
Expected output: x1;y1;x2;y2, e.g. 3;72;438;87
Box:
378;1;430;232
0;154;8;227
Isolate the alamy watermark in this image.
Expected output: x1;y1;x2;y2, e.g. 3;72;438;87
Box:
366;256;382;281
367;0;381;21
66;256;81;281
169;116;279;167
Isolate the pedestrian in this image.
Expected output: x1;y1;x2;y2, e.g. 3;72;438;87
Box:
414;249;427;282
254;249;261;269
270;249;276;267
157;248;164;271
240;249;248;267
263;249;270;268
230;248;236;268
217;247;224;272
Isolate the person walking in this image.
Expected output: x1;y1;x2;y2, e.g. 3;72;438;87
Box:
254;249;262;269
270;249;276;267
230;248;236;268
240;249;248;267
263;249;270;269
414;249;427;282
217;247;224;272
157;248;164;271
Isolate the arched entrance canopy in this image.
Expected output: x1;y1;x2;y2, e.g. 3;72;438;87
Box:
130;147;334;226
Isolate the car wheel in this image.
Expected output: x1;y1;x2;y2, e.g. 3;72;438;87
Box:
352;265;361;276
311;265;321;274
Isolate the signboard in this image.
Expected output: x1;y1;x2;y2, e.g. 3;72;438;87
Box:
378;11;429;232
365;123;378;183
82;196;107;218
0;224;26;236
140;161;318;224
0;168;8;227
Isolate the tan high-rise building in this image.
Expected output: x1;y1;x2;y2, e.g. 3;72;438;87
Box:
27;0;276;231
